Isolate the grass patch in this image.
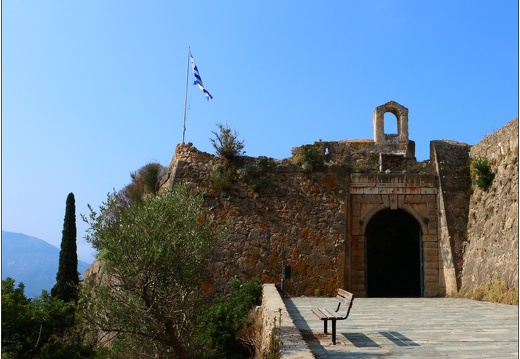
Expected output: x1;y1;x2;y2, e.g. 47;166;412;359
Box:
210;165;233;193
452;281;518;305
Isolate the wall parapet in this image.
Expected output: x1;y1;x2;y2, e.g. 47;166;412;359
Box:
261;284;314;358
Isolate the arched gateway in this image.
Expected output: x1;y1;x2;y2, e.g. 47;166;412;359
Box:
366;209;422;297
346;101;441;297
347;173;438;297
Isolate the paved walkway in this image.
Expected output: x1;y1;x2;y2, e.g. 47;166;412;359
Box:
285;297;518;358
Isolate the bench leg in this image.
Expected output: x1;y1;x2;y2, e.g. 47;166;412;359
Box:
323;319;328;334
332;320;337;345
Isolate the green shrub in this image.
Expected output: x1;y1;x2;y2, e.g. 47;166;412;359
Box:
196;278;263;359
299;144;323;171
236;158;273;193
2;278;95;358
265;309;283;359
143;163;161;194
471;156;495;190
122;162;166;206
210;166;233;193
211;123;245;166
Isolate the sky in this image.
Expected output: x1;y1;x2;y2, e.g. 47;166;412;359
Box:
2;1;518;264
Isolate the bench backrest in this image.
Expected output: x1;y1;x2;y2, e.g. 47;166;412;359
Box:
336;289;354;319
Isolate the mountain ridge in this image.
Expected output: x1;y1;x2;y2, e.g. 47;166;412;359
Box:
2;230;91;298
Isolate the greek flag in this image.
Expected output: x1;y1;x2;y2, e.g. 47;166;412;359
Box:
189;51;213;101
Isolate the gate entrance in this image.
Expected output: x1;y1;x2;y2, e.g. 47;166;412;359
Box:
366;209;422;297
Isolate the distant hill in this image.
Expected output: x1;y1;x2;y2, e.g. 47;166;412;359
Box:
2;231;91;298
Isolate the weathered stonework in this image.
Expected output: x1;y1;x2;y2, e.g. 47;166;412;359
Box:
158;101;495;297
373;100;410;149
348;173;439;297
79;101;515;299
462;118;518;291
160;144;350;295
430;140;472;294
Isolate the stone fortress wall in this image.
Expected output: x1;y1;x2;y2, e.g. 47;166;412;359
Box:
160;142;350;295
462;118;518;291
157;102;517;297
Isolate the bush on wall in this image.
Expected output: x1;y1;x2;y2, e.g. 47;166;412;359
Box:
299;143;323;171
471;156;495;190
211;123;245;166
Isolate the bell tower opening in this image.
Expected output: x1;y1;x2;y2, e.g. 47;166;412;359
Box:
384;112;398;136
372;100;409;144
365;209;423;297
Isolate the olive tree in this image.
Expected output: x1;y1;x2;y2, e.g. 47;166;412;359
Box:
79;186;215;359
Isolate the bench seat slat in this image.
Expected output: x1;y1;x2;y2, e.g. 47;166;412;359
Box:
322;307;343;319
311;307;345;320
311;308;330;319
313;308;330;319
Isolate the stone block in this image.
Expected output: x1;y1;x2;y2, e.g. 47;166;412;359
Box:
423;253;439;264
351;253;364;266
424;275;438;284
423;288;438;297
422;240;438;249
423;266;439;276
423;247;438;257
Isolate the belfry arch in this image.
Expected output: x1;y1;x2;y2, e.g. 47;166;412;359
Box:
373;100;409;144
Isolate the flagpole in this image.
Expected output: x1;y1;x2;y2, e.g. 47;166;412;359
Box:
182;47;190;144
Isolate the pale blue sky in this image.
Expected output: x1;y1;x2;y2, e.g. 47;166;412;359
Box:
2;1;518;263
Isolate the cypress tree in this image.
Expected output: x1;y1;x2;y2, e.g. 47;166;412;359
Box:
51;192;79;302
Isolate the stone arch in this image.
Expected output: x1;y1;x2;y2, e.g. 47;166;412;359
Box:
397;204;429;234
360;201;428;235
360;204;387;233
373;101;409;144
384;112;399;134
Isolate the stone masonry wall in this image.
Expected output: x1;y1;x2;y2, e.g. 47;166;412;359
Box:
160;143;349;296
155;117;517;297
462;117;519;291
430;140;472;293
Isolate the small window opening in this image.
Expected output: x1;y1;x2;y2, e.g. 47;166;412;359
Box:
384;112;398;135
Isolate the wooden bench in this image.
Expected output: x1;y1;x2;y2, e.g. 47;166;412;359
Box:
311;289;354;345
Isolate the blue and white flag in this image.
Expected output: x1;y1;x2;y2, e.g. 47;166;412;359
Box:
189;51;213;101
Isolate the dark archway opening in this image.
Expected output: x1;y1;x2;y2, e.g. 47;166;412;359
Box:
366;209;422;297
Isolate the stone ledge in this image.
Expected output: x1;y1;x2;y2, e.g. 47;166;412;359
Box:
261;284;314;359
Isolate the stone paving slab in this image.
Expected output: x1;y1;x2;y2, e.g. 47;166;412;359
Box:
284;297;518;358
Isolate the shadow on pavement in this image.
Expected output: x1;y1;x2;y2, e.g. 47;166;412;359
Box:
343;332;380;348
283;298;329;347
379;331;420;347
